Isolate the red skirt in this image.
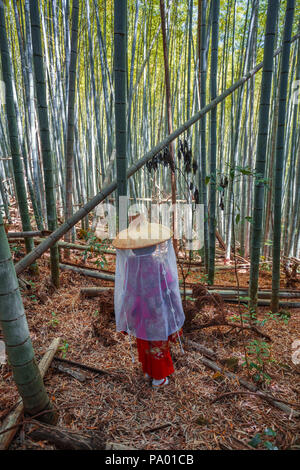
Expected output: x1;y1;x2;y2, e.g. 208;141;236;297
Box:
136;330;182;380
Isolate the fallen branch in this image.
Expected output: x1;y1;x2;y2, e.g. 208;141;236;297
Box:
211;390;300;408
34;238;116;255
183;338;217;360
143;422;173;434
60;260;114;275
79;286;300;308
219;436;256;451
188;321;272;341
26;420;135;450
187;340;299;418
80;286;113;297
53;356;111;376
51;363;87;382
7;230;52;239
0;338;61;450
59;264;115;282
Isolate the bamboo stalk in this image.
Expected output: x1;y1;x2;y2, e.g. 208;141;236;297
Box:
0;338;61;450
7;230;51;239
249;0;280;312
29;0;60;287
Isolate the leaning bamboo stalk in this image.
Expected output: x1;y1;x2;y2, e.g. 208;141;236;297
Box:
14;32;300;277
0;337;61;450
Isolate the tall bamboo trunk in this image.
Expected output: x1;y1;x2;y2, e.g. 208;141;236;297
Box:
208;0;220;284
198;0;209;271
249;0;279;313
0;5;35;258
29;0;60;287
0;212;56;423
271;0;295;313
159;0;177;253
64;0;79;251
114;0;127;222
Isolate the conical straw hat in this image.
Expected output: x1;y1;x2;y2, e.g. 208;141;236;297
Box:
113;219;172;250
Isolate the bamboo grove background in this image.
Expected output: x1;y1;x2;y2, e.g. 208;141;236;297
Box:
0;0;299;271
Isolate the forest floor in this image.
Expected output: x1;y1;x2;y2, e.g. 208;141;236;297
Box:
0;219;300;450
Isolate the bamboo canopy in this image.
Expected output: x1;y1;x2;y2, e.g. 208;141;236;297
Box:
13;30;300;276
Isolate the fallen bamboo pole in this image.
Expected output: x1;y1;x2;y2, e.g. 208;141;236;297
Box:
7;230;52;239
53;356;110;376
36;239;116;255
186;339;299;418
0;338;61;450
14;33;300;276
60;264;115;281
9;237;116;255
79;285;300;307
25;421;135;450
79;285;300;299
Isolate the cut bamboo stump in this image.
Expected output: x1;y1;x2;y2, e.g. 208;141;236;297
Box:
25;421;135;450
0;338;61;450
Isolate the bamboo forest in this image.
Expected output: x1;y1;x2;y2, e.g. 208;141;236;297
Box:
0;0;300;454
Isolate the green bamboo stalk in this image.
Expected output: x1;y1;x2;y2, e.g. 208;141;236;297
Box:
114;0;127;214
64;0;79;247
0;4;34;257
271;0;295;313
0;212;56;422
29;0;60;288
199;0;209;271
208;0;220;285
249;0;280;314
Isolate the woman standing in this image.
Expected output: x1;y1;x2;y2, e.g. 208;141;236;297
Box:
113;219;185;388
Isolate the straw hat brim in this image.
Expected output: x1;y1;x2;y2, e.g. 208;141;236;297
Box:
112;222;172;249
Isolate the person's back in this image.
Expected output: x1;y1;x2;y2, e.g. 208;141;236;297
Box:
113;221;185;388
